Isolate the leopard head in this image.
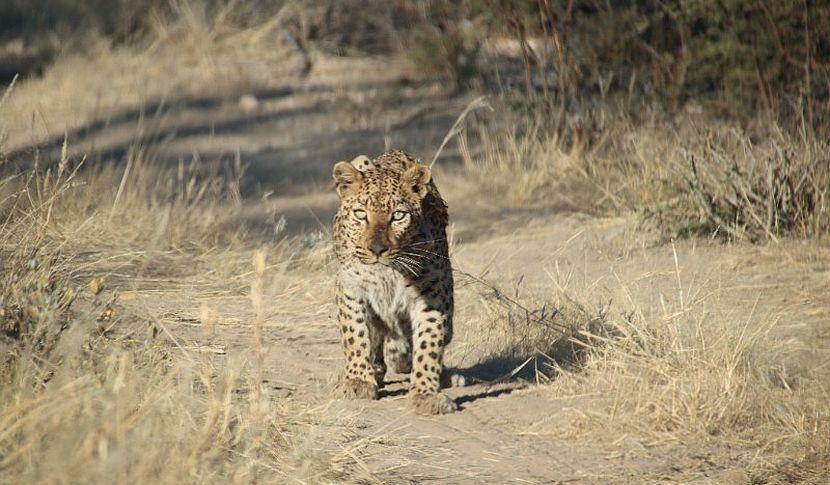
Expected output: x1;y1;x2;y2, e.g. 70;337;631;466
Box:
332;153;446;275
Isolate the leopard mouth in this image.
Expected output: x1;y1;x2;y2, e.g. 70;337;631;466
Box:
356;251;397;266
356;254;386;265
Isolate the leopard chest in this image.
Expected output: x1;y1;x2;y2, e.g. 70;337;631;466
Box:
339;263;418;328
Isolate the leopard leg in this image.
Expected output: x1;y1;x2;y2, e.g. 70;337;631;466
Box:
334;285;379;400
384;334;412;374
370;314;387;387
408;306;456;414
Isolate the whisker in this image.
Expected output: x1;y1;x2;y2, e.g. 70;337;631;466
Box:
398;258;424;272
405;238;447;247
402;248;451;261
394;259;418;277
397;252;427;266
396;254;423;269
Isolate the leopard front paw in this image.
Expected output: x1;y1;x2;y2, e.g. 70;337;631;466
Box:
409;391;457;415
335;376;379;400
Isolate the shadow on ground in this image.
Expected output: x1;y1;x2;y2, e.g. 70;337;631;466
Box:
6;78;468;196
445;326;595;408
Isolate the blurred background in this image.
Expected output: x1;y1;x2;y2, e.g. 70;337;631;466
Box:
1;1;828;113
2;1;827;125
2;1;828;220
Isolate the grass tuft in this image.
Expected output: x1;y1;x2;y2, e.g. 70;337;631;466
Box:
547;260;830;480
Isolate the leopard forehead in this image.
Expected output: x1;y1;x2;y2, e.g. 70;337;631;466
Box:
346;168;416;211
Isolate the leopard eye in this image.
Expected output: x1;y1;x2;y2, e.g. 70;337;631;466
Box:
353;209;367;220
391;210;408;222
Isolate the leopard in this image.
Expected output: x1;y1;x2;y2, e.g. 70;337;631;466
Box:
331;150;457;415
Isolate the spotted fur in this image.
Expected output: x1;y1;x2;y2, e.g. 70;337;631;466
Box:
331;150;456;414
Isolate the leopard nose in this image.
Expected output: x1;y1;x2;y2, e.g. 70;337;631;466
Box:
369;235;389;256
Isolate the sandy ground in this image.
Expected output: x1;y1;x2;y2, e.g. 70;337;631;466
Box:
7;58;829;483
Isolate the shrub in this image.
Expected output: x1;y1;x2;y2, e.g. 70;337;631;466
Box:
640;126;830;241
491;0;830;133
402;3;489;91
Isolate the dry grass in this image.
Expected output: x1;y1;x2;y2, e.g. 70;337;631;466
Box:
634;125;830;241
0;17;357;483
458;115;578;205
451;266;604;381
0;129;370;483
446;217;828;480
532;245;830;482
4;348;283;481
2;3;829;481
460;105;830;241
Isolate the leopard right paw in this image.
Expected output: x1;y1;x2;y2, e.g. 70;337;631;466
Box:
409;391;457;415
334;376;379;400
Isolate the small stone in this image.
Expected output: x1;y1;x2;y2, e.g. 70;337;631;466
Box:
238;94;260;113
450;373;467;387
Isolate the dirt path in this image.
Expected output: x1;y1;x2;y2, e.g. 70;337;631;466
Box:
4;58;472;197
119;224;644;484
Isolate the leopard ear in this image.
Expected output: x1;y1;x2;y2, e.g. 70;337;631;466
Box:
333;161;363;199
401;164;431;199
350;155;375;172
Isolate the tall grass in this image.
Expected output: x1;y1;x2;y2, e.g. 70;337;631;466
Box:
637;125;830;241
465;242;830;481
458;118;587;205
548;263;830;481
460;104;830;241
0;135;362;482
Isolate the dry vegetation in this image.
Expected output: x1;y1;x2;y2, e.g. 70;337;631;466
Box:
548;260;830;482
0;136;378;481
461;108;830;241
0;1;309;147
449;242;829;481
1;1;829;483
